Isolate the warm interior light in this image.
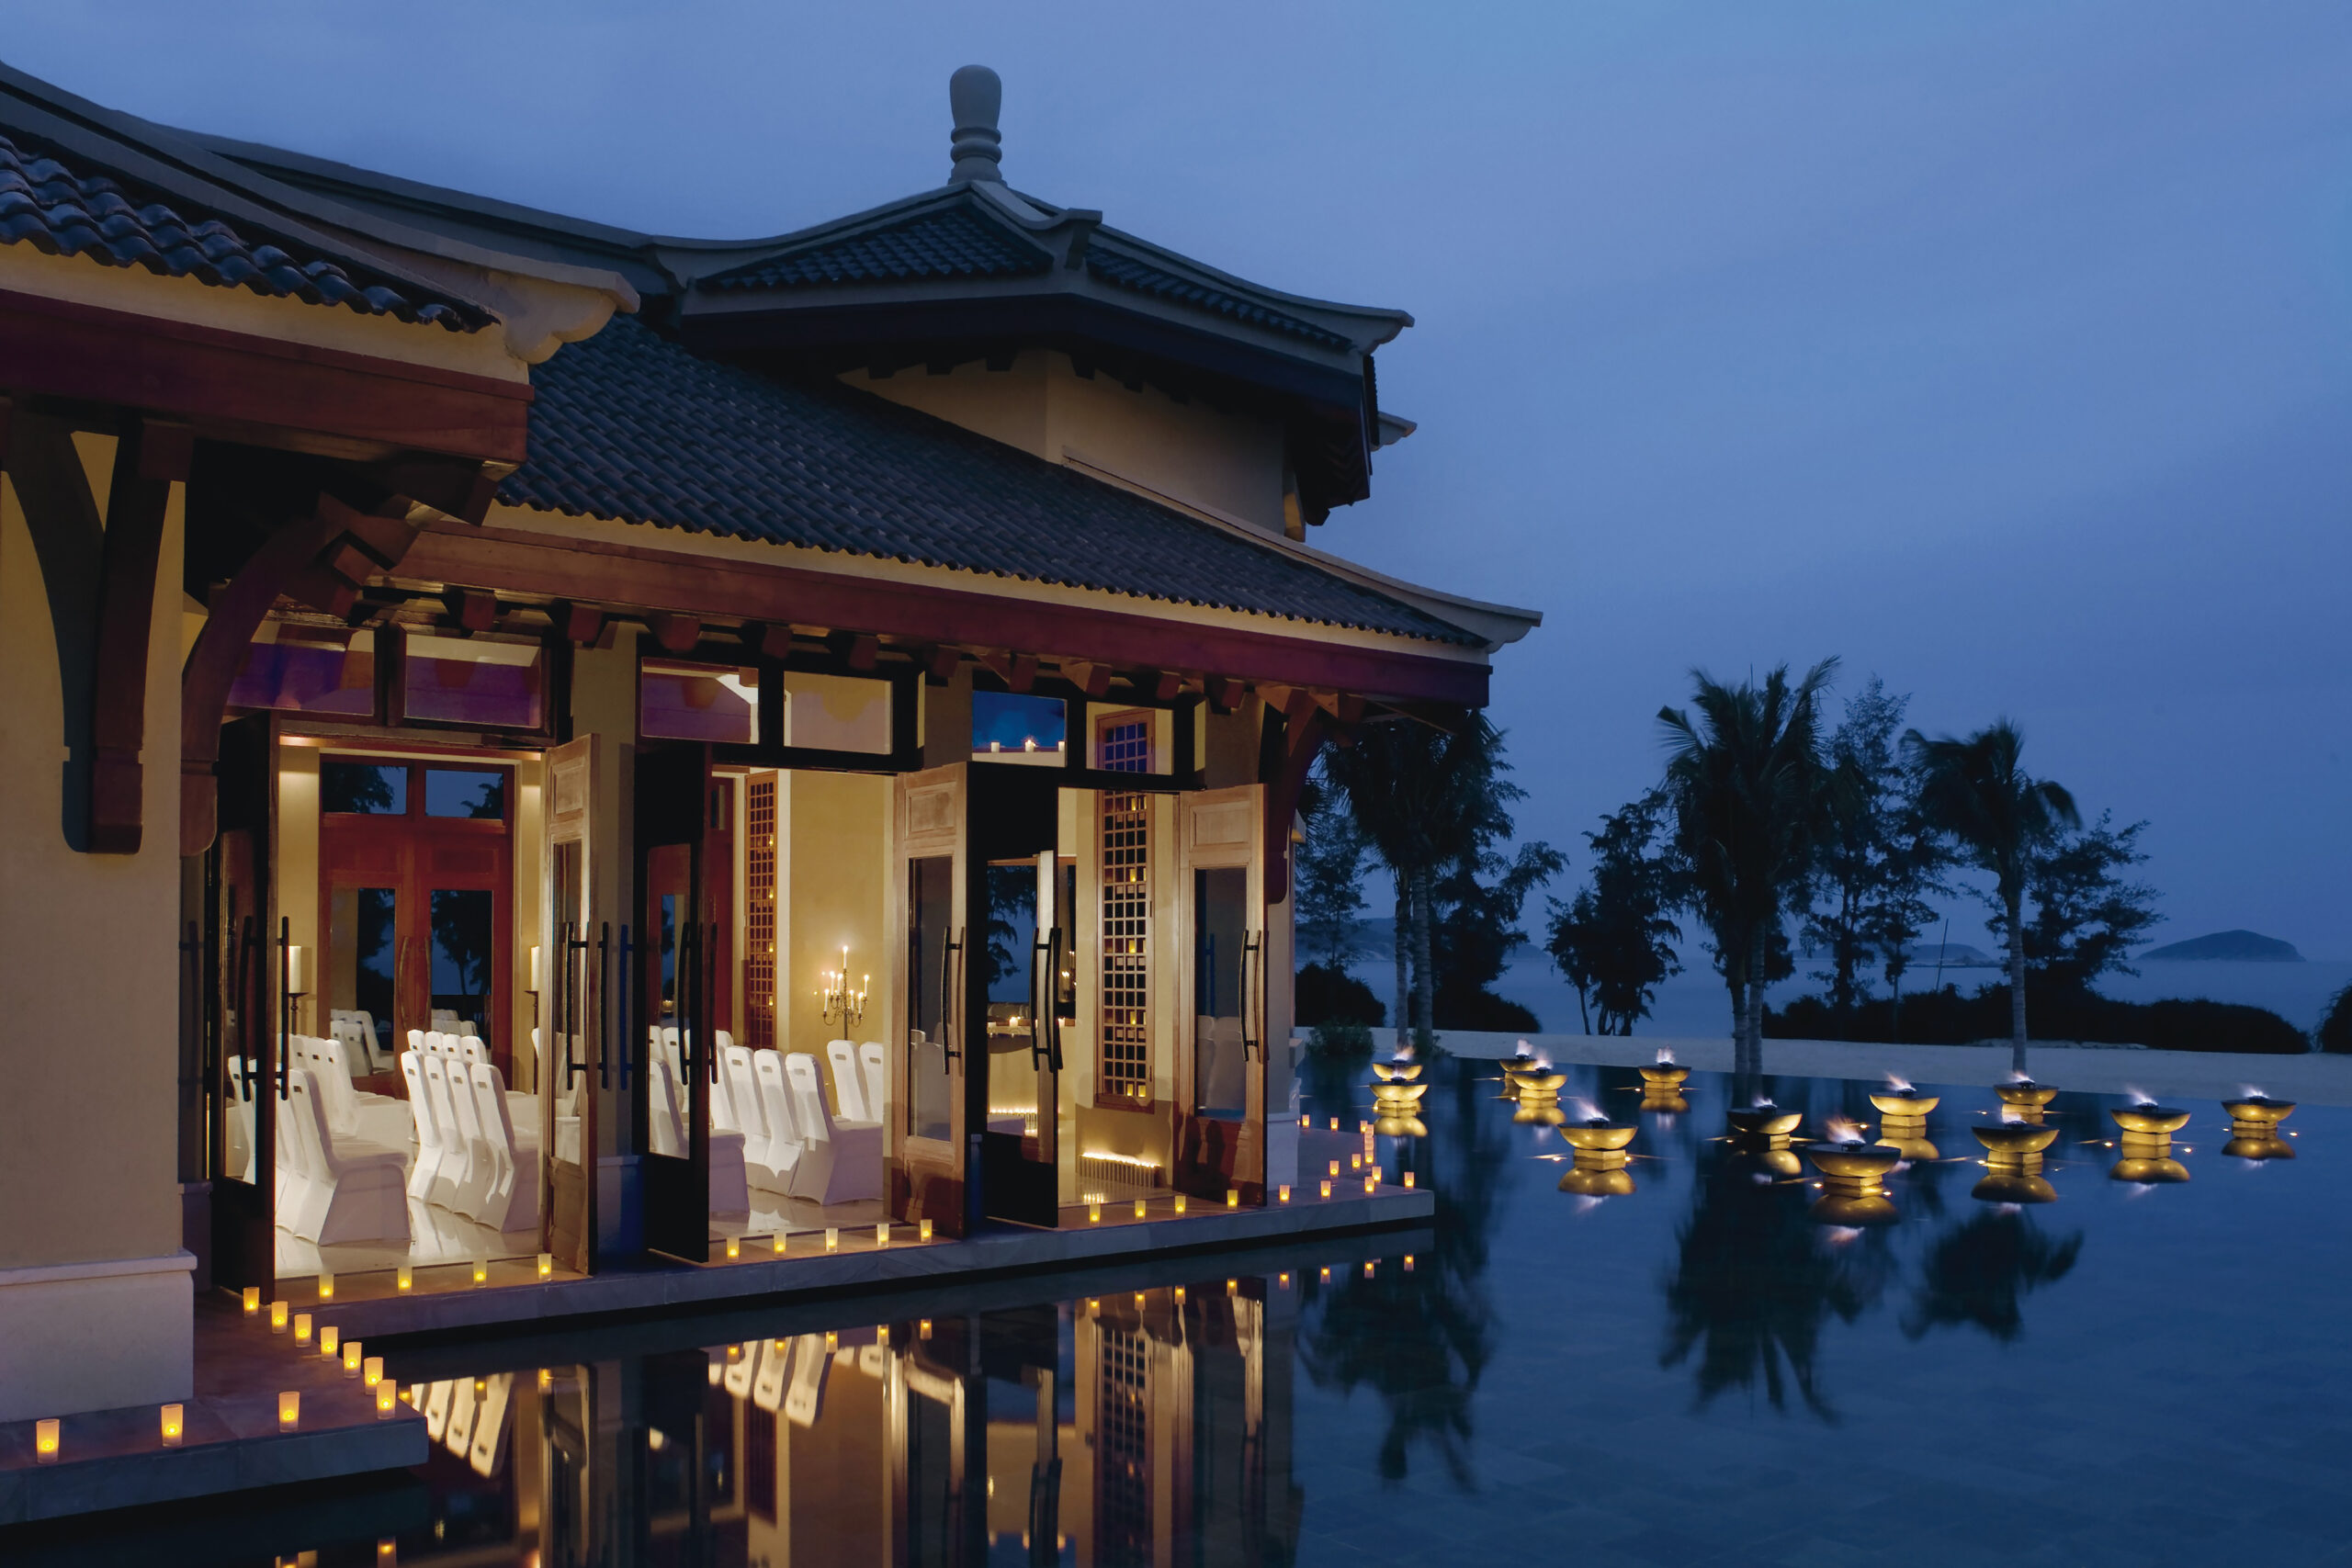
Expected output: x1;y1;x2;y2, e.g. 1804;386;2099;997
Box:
364;1356;383;1388
1364;1261;1375;1278
271;1300;288;1332
378;1538;397;1565
278;1391;300;1429
294;1313;312;1347
243;1286;261;1316
35;1418;59;1459
920;1318;933;1339
396;1265;413;1292
1279;1272;1291;1289
1174;1286;1186;1303
320;1325;339;1359
344;1340;363;1376
773;1234;786;1255
161;1404;184;1445
537;1252;554;1280
825;1330;838;1349
317;1270;334;1302
1406;1255;1417;1271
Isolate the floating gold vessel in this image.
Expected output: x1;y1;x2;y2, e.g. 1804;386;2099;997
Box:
1374;1115;1429;1139
1973;1122;2060;1161
1514;1068;1567;1097
1725;1106;1804;1145
1639;1062;1691;1089
1870;1089;1940;1118
1557;1119;1636;1168
2110;1103;2191;1137
1805;1140;1903;1196
1876;1132;1939;1160
1558;1165;1637;1198
1640;1090;1690;1115
2222;1095;2294;1128
1996;1080;2059;1111
1371;1055;1424;1083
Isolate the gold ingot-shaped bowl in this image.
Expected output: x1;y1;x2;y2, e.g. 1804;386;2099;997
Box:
1374;1115;1429;1139
1810;1191;1900;1227
1558;1119;1638;1154
1972;1171;2058;1205
1372;1057;1424;1083
1806;1141;1904;1184
2111;1104;2191;1136
1559;1165;1637;1198
1725;1107;1804;1140
2110;1156;2190;1185
1640;1092;1690;1115
1639;1064;1691;1089
2222;1096;2294;1127
1877;1134;1940;1160
1974;1122;2060;1158
2222;1134;2293;1161
1870;1091;1941;1117
1996;1081;2059;1110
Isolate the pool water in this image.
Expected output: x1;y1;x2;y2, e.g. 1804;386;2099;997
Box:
107;1057;2352;1566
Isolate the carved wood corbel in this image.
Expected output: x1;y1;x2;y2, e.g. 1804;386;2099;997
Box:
1262;688;1330;906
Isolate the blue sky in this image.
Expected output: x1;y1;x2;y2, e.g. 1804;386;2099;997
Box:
19;2;2349;954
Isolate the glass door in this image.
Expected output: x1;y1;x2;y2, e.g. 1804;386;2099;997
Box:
637;743;715;1261
542;737;600;1274
209;715;277;1295
894;764;969;1235
1178;785;1268;1203
980;851;1062;1226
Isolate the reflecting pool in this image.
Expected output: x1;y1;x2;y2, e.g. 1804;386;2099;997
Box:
79;1059;2352;1564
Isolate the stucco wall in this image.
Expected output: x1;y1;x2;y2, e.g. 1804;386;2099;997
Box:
785;769;892;1111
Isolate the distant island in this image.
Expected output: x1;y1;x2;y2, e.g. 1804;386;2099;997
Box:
2142;929;2303;963
1905;942;2000;968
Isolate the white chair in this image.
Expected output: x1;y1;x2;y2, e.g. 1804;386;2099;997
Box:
469;1059;540;1233
650;1059;749;1213
437;1054;497;1220
857;1042;889;1129
407;1028;426;1055
401;1051;447;1201
725;1045;786;1190
649;1059;685;1158
784;1334;829;1427
783;1051;881;1204
419;1053;473;1212
752;1337;789;1415
459;1035;487;1066
273;1076;312;1229
292;1067;410;1245
825;1040;868;1122
752;1050;803;1191
224;1056;256;1186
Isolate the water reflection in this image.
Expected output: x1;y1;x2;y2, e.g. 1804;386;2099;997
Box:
1903;1210;2084;1343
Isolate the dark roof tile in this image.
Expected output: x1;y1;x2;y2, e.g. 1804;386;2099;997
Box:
1085;248;1352;351
502;316;1471;645
0;130;486;330
705;206;1049;291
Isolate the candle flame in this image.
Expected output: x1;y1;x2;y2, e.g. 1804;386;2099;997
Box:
1823;1115;1866;1144
1655;1047;1676;1065
1883;1074;1913;1093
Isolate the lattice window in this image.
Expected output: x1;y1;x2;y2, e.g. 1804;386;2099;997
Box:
745;777;776;1050
1099;713;1150;773
1102;790;1149;1101
1098;1328;1152;1567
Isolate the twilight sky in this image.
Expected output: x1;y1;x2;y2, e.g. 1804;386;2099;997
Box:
17;3;2349;955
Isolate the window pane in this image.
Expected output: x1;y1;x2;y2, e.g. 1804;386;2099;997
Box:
425;769;506;819
405;634;545;729
228;627;376;716
322;761;407;815
430;888;495;1049
328;886;398;1064
1193;867;1249;1120
784;671;892;753
907;855;954;1142
972;691;1066;764
641;660;759;744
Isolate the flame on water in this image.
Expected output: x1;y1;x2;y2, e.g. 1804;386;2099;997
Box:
1823;1226;1863;1247
1569;1098;1604;1123
1532;1056;1552;1071
2241;1085;2267;1100
1751;1096;1777;1110
2007;1070;2034;1084
1996;1202;2022;1216
2124;1086;2156;1108
1656;1047;1677;1066
1884;1074;1913;1093
1823;1115;1866;1144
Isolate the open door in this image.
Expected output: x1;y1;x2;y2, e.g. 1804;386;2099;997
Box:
209;712;277;1296
973;765;1064;1229
542;738;601;1275
893;763;969;1235
639;742;715;1262
1177;784;1268;1203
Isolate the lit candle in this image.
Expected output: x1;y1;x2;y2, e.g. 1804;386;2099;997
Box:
288;944;307;995
1329;1118;1339;1131
1321;1267;1331;1280
878;1325;890;1347
243;1286;261;1316
1351;1154;1363;1170
375;1382;398;1418
537;1252;553;1280
1404;1172;1416;1190
1278;1185;1291;1202
1133;1198;1147;1219
773;1234;787;1255
919;1318;933;1340
1364;1260;1375;1279
1329;1161;1340;1178
294;1313;312;1347
1089;1202;1102;1222
530;944;542;991
278;1391;300;1429
919;1219;933;1242
726;1236;741;1260
1364;1175;1377;1194
1173;1195;1187;1215
317;1269;334;1301
1406;1255;1417;1272
825;1330;838;1350
876;1222;890;1247
471;1258;488;1286
1227;1190;1239;1209
378;1537;398;1565
1174;1286;1186;1304
1300;1113;1310;1129
344;1340;363;1377
320;1325;340;1359
1279;1272;1291;1290
161;1404;184;1446
364;1356;383;1388
271;1300;289;1333
396;1264;413;1292
35;1418;59;1461
1319;1180;1331;1199
825;1227;839;1253
1227;1278;1238;1294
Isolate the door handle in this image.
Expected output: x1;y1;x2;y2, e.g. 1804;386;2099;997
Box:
1030;933;1052;1071
1045;926;1066;1073
942;930;965;1065
596;922;612;1090
1240;931;1262;1061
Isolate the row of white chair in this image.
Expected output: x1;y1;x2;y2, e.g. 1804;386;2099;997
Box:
649;1029;887;1124
642;1039;884;1210
268;1063;409;1246
402;1048;538;1233
718;1333;834;1427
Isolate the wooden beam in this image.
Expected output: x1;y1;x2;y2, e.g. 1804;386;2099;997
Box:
648;613;702;655
1206;676;1246;714
1262;700;1330;906
1059;660;1113;699
447;588;498;633
550;600;607;646
741;620;796;660
397;521;1493;709
85;419;189;852
0;288;531;465
1145;669;1185;702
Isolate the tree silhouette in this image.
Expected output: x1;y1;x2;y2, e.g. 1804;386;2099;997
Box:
1902;1210;2084;1343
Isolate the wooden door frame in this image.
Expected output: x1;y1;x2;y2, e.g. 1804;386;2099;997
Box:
891;762;970;1235
542;737;600;1274
1176;784;1268;1203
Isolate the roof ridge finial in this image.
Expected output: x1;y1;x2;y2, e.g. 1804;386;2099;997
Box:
948;64;1003;185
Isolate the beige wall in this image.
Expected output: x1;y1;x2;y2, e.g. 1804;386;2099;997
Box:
0;437;194;1417
783;769;892;1110
853;349;1290;535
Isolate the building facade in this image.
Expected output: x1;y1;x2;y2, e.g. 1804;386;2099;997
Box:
0;60;1532;1425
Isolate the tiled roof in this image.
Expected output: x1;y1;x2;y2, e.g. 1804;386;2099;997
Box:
1085;248;1352;351
502;316;1473;645
704;206;1050;291
0;130;486;330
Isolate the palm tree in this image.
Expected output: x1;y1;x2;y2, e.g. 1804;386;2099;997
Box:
1322;716;1517;1050
1657;660;1837;1100
1903;721;2078;1076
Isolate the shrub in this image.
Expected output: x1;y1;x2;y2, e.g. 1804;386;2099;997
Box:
1307;1020;1374;1059
2319;986;2352;1055
1767;983;2308;1054
1296;962;1385;1028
